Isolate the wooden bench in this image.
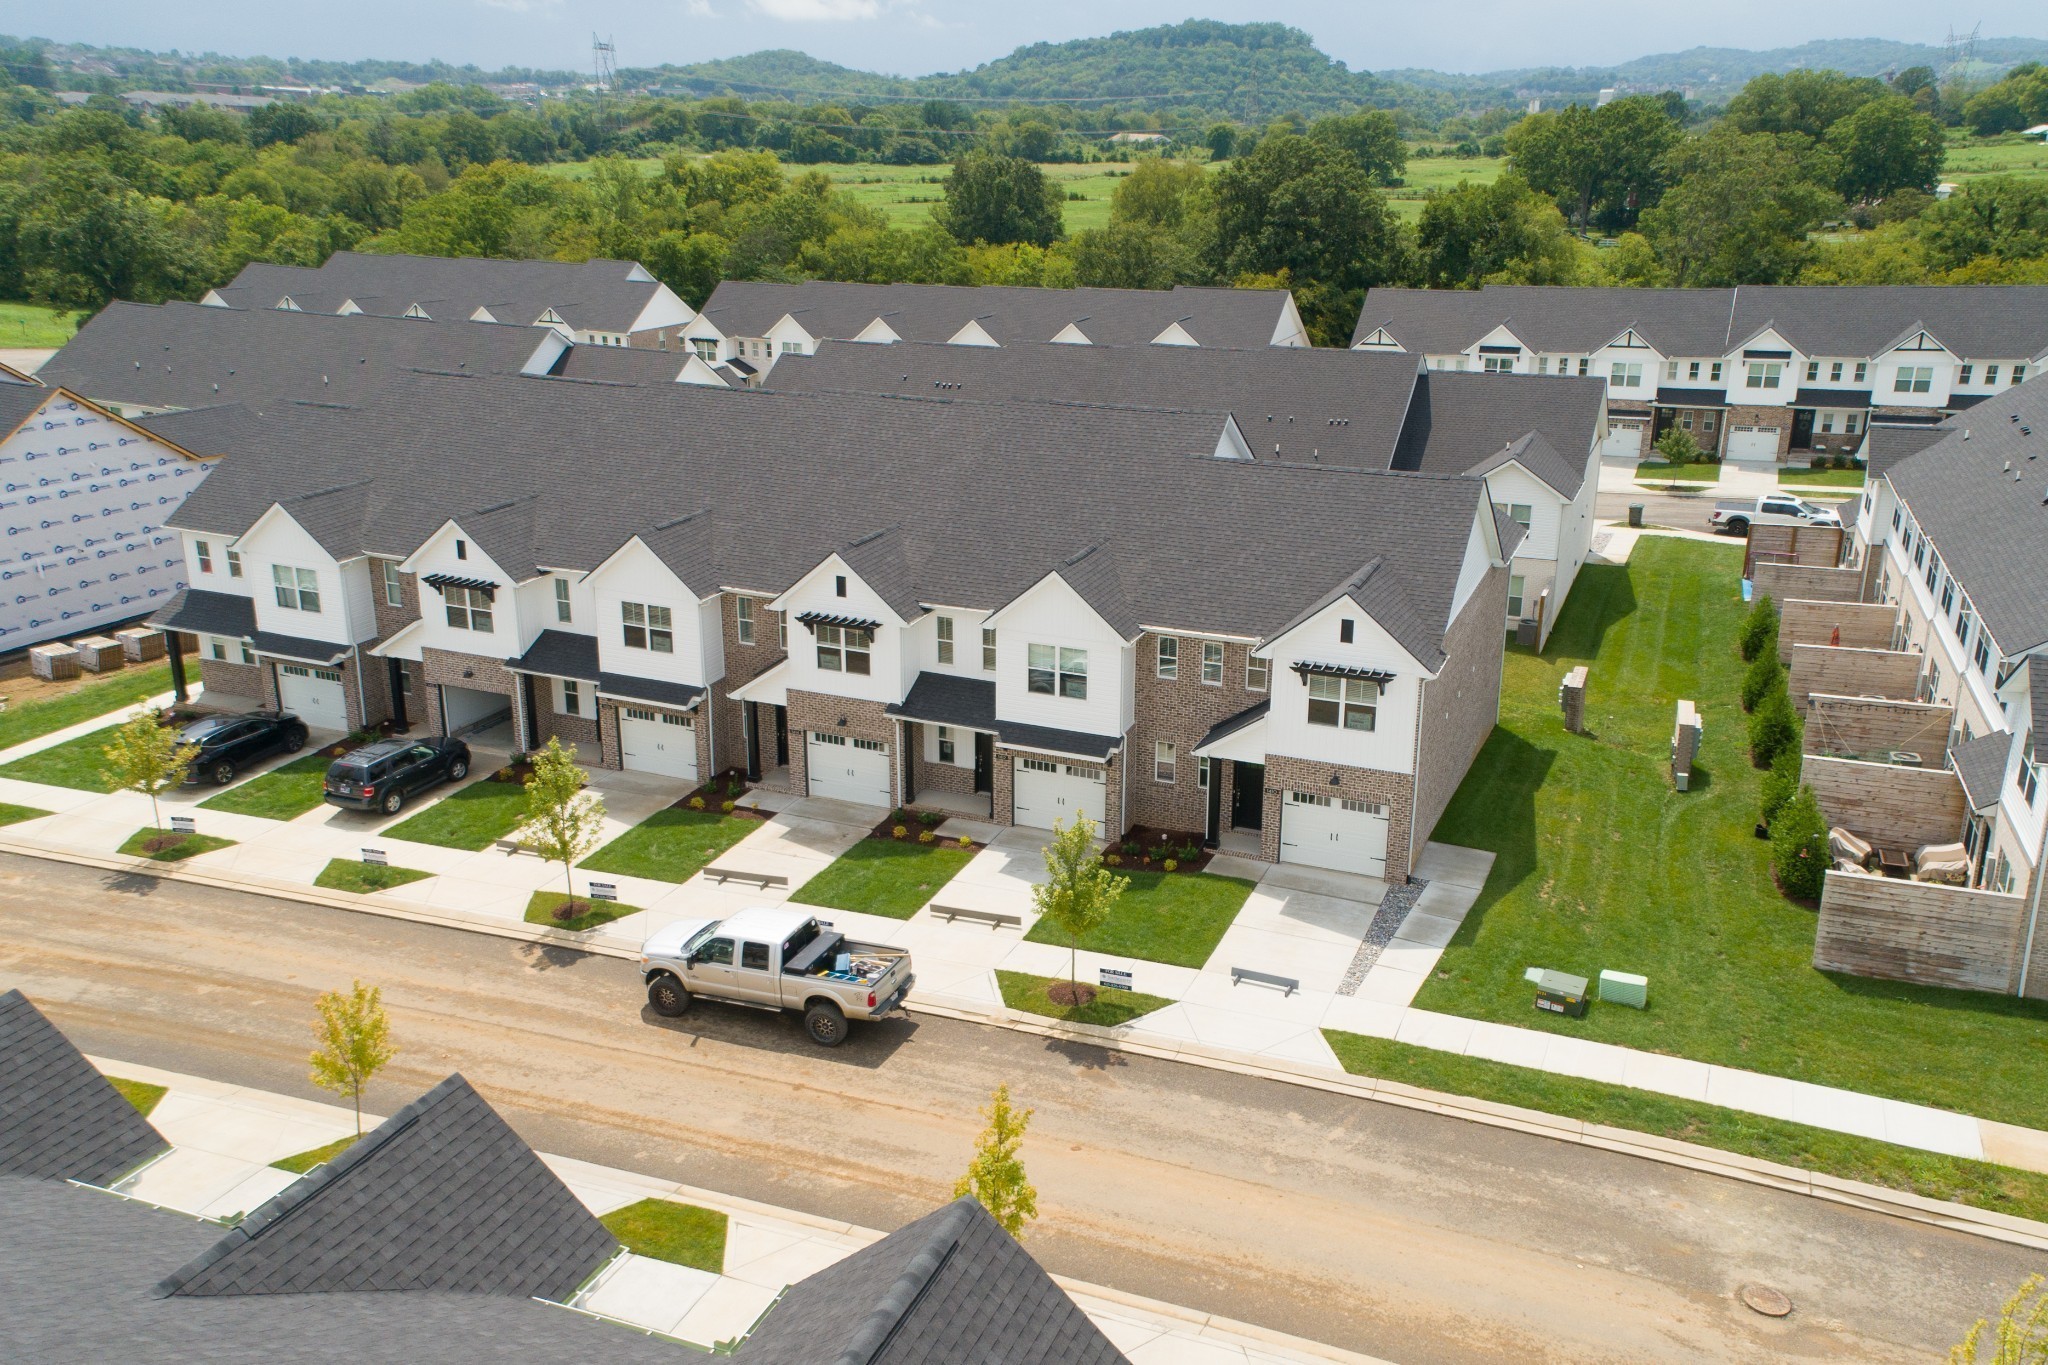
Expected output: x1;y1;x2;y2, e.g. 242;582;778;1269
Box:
493;838;540;857
1230;966;1300;997
930;904;1022;930
701;866;789;890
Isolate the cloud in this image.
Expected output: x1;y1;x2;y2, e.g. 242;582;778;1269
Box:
684;0;716;13
746;0;883;19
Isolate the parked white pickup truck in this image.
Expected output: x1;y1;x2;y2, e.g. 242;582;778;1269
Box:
1709;494;1844;536
639;906;914;1047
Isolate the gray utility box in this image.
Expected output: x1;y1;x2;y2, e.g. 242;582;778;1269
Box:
1559;666;1588;734
1524;967;1589;1018
1671;700;1703;791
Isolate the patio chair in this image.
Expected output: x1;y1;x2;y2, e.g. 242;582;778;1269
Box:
1914;842;1969;886
1828;826;1873;868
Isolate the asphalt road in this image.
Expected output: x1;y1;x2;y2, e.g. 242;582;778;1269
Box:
3;854;2036;1364
1593;481;1860;538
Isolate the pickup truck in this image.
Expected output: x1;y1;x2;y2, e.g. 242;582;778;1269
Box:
1709;494;1844;536
639;905;914;1047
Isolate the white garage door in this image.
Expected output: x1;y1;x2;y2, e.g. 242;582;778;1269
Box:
1726;425;1781;461
619;706;698;782
1279;790;1389;878
1012;757;1105;836
276;664;346;732
806;732;891;806
1601;419;1646;459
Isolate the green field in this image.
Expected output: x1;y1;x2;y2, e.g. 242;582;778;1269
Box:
0;301;76;349
1943;136;2048;186
1385;154;1509;221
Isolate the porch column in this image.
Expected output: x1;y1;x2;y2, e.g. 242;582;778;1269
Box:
165;630;189;704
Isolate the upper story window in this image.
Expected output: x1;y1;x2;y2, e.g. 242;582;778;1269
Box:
2013;364;2028;384
1666;360;1680;381
454;539;467;561
1894;366;1933;394
1156;636;1179;679
1830;361;1845;382
692;339;717;361
554;577;572;623
1805;360;1820;382
271;564;319;613
622;601;674;653
1201;640;1224;685
1956;606;1973;650
981;627;996;672
1027;644;1087;700
1495;502;1533;529
1247;655;1269;691
816;623;870;674
2019;738;2039;808
1975;632;1994;676
936;615;955;665
1745;362;1784;390
226;549;242;579
736;597;755;645
1854;362;1868;382
1307;675;1377;732
781;341;802;355
195;540;213;574
1483;355;1514;374
444;585;492;632
380;561;402;607
1609;362;1642;388
1986;364;2001;385
1959;364;1975;386
1339;619;1355;644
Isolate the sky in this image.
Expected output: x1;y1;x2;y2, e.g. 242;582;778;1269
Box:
5;1;2043;79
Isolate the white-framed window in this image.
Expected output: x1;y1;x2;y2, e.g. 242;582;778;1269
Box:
1894;366;1933;394
1307;675;1377;731
1666;360;1680;381
1745;362;1784;390
2014;364;2028;384
1830;361;1844;382
1027;644;1087;699
1246;655;1269;691
1805;360;1820;382
1198;755;1211;789
981;627;996;671
380;560;402;607
937;724;955;764
444;585;492;632
1820;412;1835;434
936;615;954;665
1845;413;1860;434
1986;364;2001;385
271;564;320;612
1483;355;1514;373
1976;632;1994;677
779;616;787;650
226;548;242;579
1154;740;1176;783
1959;364;1975;386
195;540;213;574
780;340;801;355
1577;358;1590;376
692;338;717;361
622;601;674;653
1507;575;1526;618
816;622;870;675
736;596;755;645
1710;361;1723;382
2020;744;2040;808
1609;362;1642;388
240;641;255;665
560;679;582;716
1537;356;1550;374
554;577;572;623
454;538;467;560
1156;635;1179;679
1201;640;1223;685
209;637;227;660
1680;412;1694;430
1506;503;1533;528
1687;360;1701;380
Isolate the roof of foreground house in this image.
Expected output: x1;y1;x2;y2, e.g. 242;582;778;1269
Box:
208;253;677;335
0;990;168;1186
1387;369;1605;496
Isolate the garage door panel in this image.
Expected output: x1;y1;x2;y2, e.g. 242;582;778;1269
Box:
1726;425;1781;461
277;664;346;731
1279;790;1388;878
807;732;890;806
1601;420;1645;459
620;707;698;782
1012;757;1105;836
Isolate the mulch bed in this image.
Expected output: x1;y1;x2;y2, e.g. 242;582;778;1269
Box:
676;768;756;810
1107;825;1213;873
138;833;184;855
868;808;985;850
1047;981;1098;1007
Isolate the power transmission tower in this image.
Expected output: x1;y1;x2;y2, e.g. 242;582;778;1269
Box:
592;33;617;94
1941;23;1981;88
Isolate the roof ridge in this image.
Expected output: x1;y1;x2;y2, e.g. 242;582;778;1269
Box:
835;1199;974;1365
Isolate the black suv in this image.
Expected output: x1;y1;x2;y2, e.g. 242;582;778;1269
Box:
179;711;310;786
323;737;471;815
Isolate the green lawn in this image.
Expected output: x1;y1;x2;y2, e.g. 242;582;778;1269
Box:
197;751;334;820
380;776;528;849
1417;536;2048;1129
313;858;431;894
997;969;1174;1028
1635;460;1721;482
0;662;170;751
108;1076;166;1117
584;806;757;884
1778;465;1867;488
272;1135;359;1174
1324;1032;2048;1224
1384;153;1508;221
1944;135;2048;187
601;1198;729;1273
118;827;235;862
790;837;975;918
0;802;49;826
526;888;638;933
1022;869;1254;968
0;300;77;348
0;724;129;791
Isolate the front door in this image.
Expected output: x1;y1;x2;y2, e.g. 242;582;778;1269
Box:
1790;408;1816;451
1653;408;1676;440
772;705;789;765
973;732;994;795
387;659;410;731
1230;762;1265;830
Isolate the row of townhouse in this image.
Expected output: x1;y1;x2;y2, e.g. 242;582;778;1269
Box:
1850;379;2047;929
135;365;1517;882
1352;285;2048;466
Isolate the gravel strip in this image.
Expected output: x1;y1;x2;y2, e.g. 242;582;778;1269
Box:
1336;877;1427;996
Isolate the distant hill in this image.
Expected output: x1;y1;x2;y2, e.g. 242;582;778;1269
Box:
630;49;912;100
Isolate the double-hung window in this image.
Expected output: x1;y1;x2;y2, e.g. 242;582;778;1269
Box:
1156;636;1179;680
736;597;755;645
1154;741;1176;783
554;577;572;623
1307;675;1377;731
271;564;319;612
1987;364;2002;385
1507;575;1526;618
1246;655;1269;691
1483;355;1514;374
1201;640;1223;685
2014;364;2028;384
1709;361;1723;382
560;680;582;716
1830;361;1844;383
380;561;402;607
816;623;870;675
444;585;492;632
1609;362;1642;388
2021;748;2041;808
936;615;954;665
937;725;956;764
1805;361;1820;382
225;548;242;579
1027;644;1087;699
622;601;673;653
1745;362;1783;390
981;627;996;671
1894;366;1933;394
692;338;717;361
195;540;213;574
1976;632;1994;677
1687;361;1701;380
1959;364;1975;386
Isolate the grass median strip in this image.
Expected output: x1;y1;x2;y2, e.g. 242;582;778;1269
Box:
1777;465;1866;488
198;751;336;820
526;889;639;933
0;724;126;791
314;858;431;894
0;662;169;752
0;802;49;826
1022;869;1254;969
381;776;528;849
997;969;1174;1028
790;837;975;918
272;1136;359;1174
1323;1030;2048;1224
601;1198;729;1273
108;1076;166;1117
584;806;756;884
119;827;234;862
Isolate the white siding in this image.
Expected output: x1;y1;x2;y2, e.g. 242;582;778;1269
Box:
1262;600;1423;776
339;559;376;644
239;510;348;644
773;555;907;706
990;576;1128;739
1447;514;1495;623
912;606;992;682
585;539;712;690
402;523;519;659
1484;466;1557;561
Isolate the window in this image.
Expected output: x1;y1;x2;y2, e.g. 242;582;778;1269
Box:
209;637;227;660
271;564;320;612
1680;413;1693;430
1199;755;1212;789
981;627;996;671
698;937;734;966
1830;361;1844;383
1923;659;1942;704
1246;655;1269;691
561;680;581;716
1339;619;1354;644
1577;358;1590;377
622;602;674;653
454;539;467;560
936;615;954;664
780;340;801;355
1959;364;1975;386
195;540;213;574
1709;361;1723;382
1745;362;1784;390
1156;635;1178;679
1844;413;1860;435
1307;675;1377;731
814;623;870;675
937;725;956;764
1666;360;1680;381
691;338;717;361
2020;746;2040;808
1609;362;1642;388
1805;361;1820;382
1894;366;1933;393
1483;355;1514;373
240;641;255;666
444;585;493;632
1154;740;1176;783
741;942;771;971
1925;552;1940;592
1986;364;2001;385
1537;356;1549;374
1507;574;1526;618
226;549;242;579
1027;644;1087;699
779;616;787;650
1820;413;1835;434
736;597;755;645
1202;640;1223;685
554;577;572;623
1940;578;1955;615
380;561;402;607
1703;414;1716;431
1976;633;1993;676
1687;361;1701;380
1507;503;1532;528
1956;606;1972;650
834;574;846;597
2014;365;2028;384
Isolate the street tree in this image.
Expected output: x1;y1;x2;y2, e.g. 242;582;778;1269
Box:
519;736;608;913
1950;1274;2048;1363
953;1083;1037;1239
309;979;397;1136
1031;816;1128;1005
101;711;199;836
934;151;1065;248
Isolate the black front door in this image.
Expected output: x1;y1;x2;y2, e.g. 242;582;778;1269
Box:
386;659;409;731
1653;408;1676;439
1204;759;1222;844
973;732;994;795
772;705;789;765
1230;762;1265;830
1790;408;1816;451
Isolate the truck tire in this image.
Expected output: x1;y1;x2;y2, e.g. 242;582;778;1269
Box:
380;789;405;816
647;973;691;1017
1725;516;1749;536
804;1000;848;1047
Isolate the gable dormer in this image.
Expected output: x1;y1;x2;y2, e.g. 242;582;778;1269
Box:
1353;326;1403;352
1151;320;1198;347
770;551;915;702
1893;329;1949;353
1050;322;1093;345
336;299;364;316
948;318;999;348
851;317;902;344
582;526;721;690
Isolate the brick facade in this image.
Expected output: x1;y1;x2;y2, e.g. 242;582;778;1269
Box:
715;593;787;775
419;646;517;740
1128;633;1268;836
786;689;899;804
1258;756;1416;883
595;694;710;776
1411;564;1509;865
992;744;1126;840
195;655;262;701
530;675;602;758
906;721;979;800
371;560;420;640
1656;406;1724;456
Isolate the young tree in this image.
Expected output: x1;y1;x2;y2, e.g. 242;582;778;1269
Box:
1651;425;1701;467
952;1083;1037;1240
101;711;200;836
1951;1274;2048;1363
1740;650;1785;713
1032;817;1129;1005
1738;594;1779;663
309;979;397;1136
1770;785;1830;900
519;736;608;913
1748;684;1801;768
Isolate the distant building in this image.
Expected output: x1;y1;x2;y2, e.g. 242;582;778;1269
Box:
1107;131;1168;145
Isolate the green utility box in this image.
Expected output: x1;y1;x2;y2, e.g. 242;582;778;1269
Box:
1598;970;1648;1009
1523;967;1589;1018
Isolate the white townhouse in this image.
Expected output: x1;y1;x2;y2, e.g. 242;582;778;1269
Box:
1353;285;2048;466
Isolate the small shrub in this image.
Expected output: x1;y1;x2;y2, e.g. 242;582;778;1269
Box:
1759;745;1801;827
1122;840;1139;857
919;810;942;826
1162;858;1178;872
892;824;908;839
721;799;736;813
918;829;935;843
1178;842;1200;861
957;834;972;848
1771;785;1829;899
1748;685;1800;767
727;779;743;796
890;808;908;824
687;795;706;811
1105;853;1121;866
1738;594;1778;663
1740;651;1784;712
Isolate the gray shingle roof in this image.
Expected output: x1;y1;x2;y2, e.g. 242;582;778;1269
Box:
150;588;256;639
0;382;49;437
1391;370;1604;497
701;281;1295;349
0;990;167;1186
887;673;996;730
599;673;704;710
1950;730;2014;810
508;630;601;682
736;1196;1125;1365
156;1073;615;1301
1885;380;2048;654
212;253;672;336
1198;698;1269;750
1865;423;1951;481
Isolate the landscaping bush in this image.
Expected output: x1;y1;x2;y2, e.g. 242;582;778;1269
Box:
919;810;942;826
721;799;735;813
688;795;706;811
1748;684;1800;767
1652;426;1700;467
891;823;908;839
1771;785;1829;900
1759;745;1802;828
1162;858;1178;872
1738;594;1778;663
1740;650;1784;712
918;829;934;843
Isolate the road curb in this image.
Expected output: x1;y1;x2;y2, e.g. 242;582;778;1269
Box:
12;834;2048;1253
